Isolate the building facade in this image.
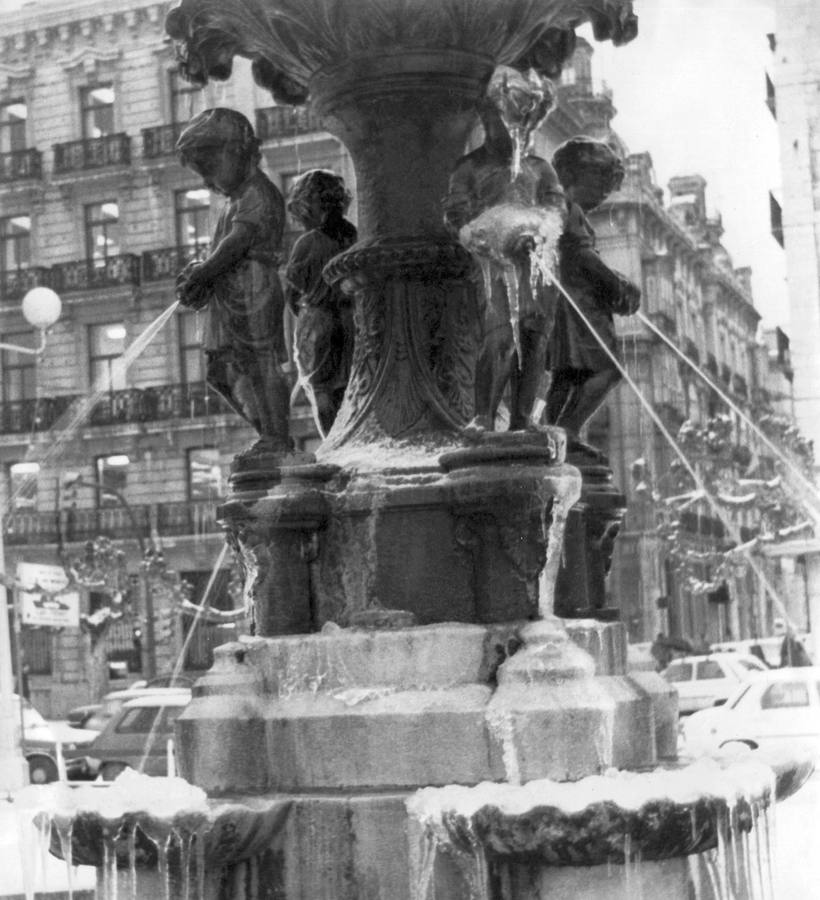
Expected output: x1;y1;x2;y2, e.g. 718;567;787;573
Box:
592;153;813;648
769;1;820;466
0;0;355;715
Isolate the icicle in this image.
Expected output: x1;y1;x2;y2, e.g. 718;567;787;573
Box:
752;802;766;900
158;832;173;900
167;738;176;778
16;809;37;900
56;741;68;782
413;828;438;900
687;854;704;900
714;805;730;899
501;264;521;364
740;823;755;900
54;813;74;900
761;802;776;900
105;828;119;900
622;833;632;900
34;812;52;898
178;828;193;900
702;851;722;900
127;823;138;900
195;827;207;900
690;806;698;848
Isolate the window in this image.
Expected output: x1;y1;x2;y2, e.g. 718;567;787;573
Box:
89;322;126;389
695;660;724;680
178;312;203;384
664;662;692;683
175;188;211;255
760;680;810;709
1;331;36;402
187;448;221;502
8;462;39;511
80;84;115;139
0;214;31;273
0;100;27;153
85;202;120;264
169;70;205;124
95;454;130;508
114;704;182;735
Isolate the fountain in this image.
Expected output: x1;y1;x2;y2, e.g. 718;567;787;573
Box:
21;1;815;898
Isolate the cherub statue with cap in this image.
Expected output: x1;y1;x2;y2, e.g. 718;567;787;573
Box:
545;137;640;462
175;107;291;456
444;66;566;434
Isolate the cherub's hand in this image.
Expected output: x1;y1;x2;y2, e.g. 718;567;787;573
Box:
175;262;210;310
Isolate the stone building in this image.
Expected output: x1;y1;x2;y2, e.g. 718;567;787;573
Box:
769;1;820;468
0;0;352;715
591;153;812;647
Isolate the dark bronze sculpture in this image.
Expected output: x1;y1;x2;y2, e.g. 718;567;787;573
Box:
174;108;292;456
444;67;565;433
546;137;640;460
285;169;357;438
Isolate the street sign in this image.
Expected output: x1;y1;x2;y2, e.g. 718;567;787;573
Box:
16;562;78;628
19;589;80;628
16;562;69;594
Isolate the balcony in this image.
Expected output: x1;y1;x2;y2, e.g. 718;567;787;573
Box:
142;122;187;160
0;383;231;436
683;338;700;365
142;245;208;282
50;254;141;293
0;267;53;304
4;499;221;547
732;373;749;398
255;105;324;142
87;382;231;426
0;394;79;435
53;133;131;174
0;148;42;184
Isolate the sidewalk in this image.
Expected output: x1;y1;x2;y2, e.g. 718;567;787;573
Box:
0;800;95;900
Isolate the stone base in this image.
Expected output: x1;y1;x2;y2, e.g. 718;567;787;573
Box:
220;431;581;634
178;621;677;793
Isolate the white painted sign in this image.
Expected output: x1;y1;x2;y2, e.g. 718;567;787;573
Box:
16;562;70;594
19;589;80;628
16;562;78;628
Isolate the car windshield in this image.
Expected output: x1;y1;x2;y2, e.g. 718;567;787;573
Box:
695;660;724;680
115;705;185;735
664;662;692;682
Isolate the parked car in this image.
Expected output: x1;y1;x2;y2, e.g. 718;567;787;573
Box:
681;666;820;760
68;685;191;733
130;673;194;690
661;652;768;714
711;635;813;669
67;690;192;781
14;694;97;783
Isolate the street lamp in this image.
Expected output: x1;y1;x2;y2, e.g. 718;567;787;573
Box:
62;476;156;679
0;287;62;793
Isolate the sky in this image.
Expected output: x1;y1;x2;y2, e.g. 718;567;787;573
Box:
1;0;788;325
583;0;787;328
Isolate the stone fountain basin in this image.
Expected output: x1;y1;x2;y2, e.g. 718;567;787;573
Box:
408;749;813;867
14;777;290;870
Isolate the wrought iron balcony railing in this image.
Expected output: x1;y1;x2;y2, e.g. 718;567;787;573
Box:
0;267;53;304
142;122;188;160
142;245;209;282
50;254;141;293
0;394;79;435
0;148;42;183
4;499;221;546
87;382;231;426
255;105;324;142
0;383;232;436
53;133;131;174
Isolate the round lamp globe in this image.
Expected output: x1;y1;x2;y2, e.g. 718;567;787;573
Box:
22;287;62;329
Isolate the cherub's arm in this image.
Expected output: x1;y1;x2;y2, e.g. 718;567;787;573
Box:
570;247;640;314
177;221;254;308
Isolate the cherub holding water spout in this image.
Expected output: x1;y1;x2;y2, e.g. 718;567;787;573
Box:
444;67;566;433
174;108;292;456
545;138;640;461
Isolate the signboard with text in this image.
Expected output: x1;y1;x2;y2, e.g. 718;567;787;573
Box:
16;562;79;628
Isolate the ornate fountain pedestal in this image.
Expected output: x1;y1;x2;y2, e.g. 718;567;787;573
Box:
36;2;807;899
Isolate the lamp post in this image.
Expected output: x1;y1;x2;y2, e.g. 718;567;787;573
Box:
0;287;61;793
62;477;156;679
